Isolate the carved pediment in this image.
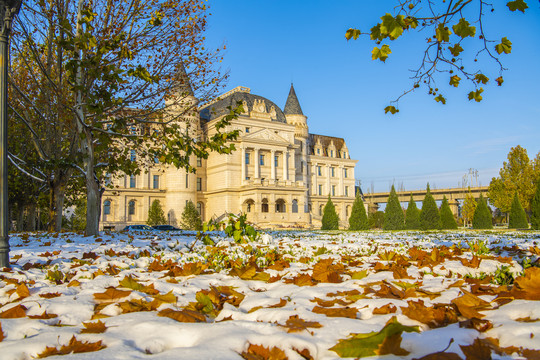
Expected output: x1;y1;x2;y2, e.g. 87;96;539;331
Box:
243;128;290;145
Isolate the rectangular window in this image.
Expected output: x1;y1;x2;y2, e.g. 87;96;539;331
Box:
130;175;136;188
344;168;348;178
318;184;322;195
345;186;349;197
197;177;202;191
153;175;159;189
245;127;250;133
317;148;320;155
331;167;335;177
245;152;250;165
274;155;279;168
185;174;189;188
130;150;136;162
317;166;321;176
154;157;159;164
301;161;304;173
332;185;336;196
259;154;265;166
197;157;202;167
330;150;334;157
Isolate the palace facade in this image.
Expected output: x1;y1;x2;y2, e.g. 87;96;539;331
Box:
101;84;358;230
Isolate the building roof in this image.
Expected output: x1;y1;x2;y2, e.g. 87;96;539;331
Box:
308;134;347;157
283;84;304;115
173;62;194;97
199;87;287;123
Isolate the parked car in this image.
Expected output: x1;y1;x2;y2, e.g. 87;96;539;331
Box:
122;224;155;232
152;225;181;231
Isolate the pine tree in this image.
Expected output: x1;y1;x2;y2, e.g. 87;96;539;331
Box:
147;200;167;226
508;192;529;229
384;185;404;230
348;191;369;230
531;180;540;230
440;196;458;230
420;184;441;230
405;194;420;230
472;194;493;229
180;200;203;230
321;195;340;230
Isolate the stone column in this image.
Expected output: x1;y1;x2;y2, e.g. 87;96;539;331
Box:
271;149;276;180
254;148;260;179
283;149;288;181
241;146;246;184
339;166;344;196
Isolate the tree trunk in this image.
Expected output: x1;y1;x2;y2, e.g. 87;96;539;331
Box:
27;203;36;231
16;203;24;231
83;131;101;236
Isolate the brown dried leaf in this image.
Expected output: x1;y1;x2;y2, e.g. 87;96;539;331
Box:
67;280;81;287
284;273;315;287
512;267;540;300
452;289;491;319
373;303;397;315
240;343;288;360
0;322;4;342
413;352;463;360
459;318;493;332
312;306;357;319
401;300;458;328
37;335;106;358
0;304;26;318
39;292;62;299
93;287;131;303
460;256;481;269
28;311;58;319
16;283;30;299
312;258;343;283
81;320;107;334
293;347;314;360
280;315;322;333
158;308;206;323
460;338;492;360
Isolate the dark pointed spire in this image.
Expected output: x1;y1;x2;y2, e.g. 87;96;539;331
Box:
174;62;194;97
283;83;303;115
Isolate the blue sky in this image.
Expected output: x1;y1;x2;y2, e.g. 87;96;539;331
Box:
204;1;540;193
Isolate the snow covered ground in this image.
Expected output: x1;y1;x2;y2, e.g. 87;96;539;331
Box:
0;230;539;359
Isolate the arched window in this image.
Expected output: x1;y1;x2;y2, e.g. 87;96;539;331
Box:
275;199;286;213
292;199;298;213
103;200;111;215
261;199;269;213
197;202;203;215
128;200;136;215
244;199;254;213
319;205;323;216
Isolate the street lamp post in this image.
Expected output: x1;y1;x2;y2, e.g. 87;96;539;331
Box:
0;0;23;268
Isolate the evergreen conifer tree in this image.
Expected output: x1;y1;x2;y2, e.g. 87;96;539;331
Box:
348;191;369;230
472;194;493;229
531;180;540;230
147;200;167;226
508;192;529;229
405;194;420;230
440;195;458;229
419;184;441;230
180;200;202;230
321;195;340;230
384;185;404;230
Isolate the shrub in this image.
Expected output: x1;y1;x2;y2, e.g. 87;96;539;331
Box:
348;191;369;230
440;195;458;229
508;192;529;229
384;185;404;230
419;184;441;230
405;194;420;230
147;199;167;226
472;194;493;229
181;200;202;230
368;211;385;229
321;196;340;230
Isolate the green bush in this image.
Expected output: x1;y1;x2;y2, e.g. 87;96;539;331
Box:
405;194;420;230
384;185;404;230
530;180;540;230
348;191;369;230
368;211;385;229
181;200;203;230
147;199;167;226
419;184;441;230
321;195;340;230
472;194;493;229
508;192;529;229
440;195;458;229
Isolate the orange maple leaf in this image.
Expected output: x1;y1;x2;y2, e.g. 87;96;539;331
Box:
93;287;131;303
280;315;323;333
312;306;357;319
0;304;27;318
81;320;107;334
158;308;206;323
240;343;288;360
37;335;106;358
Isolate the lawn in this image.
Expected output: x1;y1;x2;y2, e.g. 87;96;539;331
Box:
0;230;539;359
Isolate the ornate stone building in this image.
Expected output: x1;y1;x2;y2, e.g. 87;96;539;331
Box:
101;84;358;230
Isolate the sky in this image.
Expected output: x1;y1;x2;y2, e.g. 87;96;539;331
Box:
203;1;540;194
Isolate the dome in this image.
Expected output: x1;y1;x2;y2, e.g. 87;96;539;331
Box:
199;87;287;123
